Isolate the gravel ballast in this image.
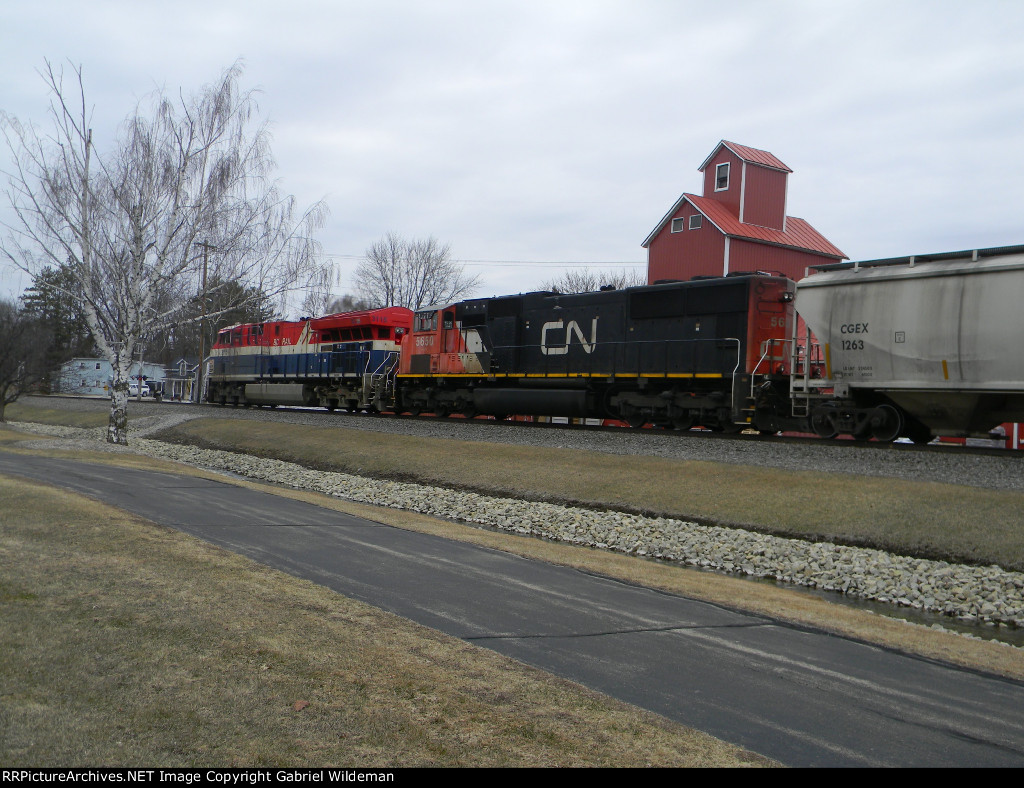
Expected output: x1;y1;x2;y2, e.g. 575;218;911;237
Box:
9;417;1024;633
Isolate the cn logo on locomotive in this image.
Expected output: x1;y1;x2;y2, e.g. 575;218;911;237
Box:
541;318;598;356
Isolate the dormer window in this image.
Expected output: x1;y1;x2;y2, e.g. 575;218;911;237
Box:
671;218;685;233
689;215;702;230
715;162;730;191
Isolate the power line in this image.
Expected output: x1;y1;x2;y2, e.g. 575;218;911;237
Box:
326;253;645;268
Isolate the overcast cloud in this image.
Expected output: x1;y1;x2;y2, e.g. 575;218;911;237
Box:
2;0;1022;308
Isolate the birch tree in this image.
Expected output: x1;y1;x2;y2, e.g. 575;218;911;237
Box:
1;61;328;443
353;232;478;310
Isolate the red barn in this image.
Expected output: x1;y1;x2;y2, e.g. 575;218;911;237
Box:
643;141;846;283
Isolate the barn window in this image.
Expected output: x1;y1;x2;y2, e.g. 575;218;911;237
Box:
715;162;730;191
689;215;702;230
671;218;685;233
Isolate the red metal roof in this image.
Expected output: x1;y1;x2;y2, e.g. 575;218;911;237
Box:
699;140;792;173
643;193;846;259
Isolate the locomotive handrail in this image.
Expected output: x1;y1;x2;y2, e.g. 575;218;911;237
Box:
726;338;742;423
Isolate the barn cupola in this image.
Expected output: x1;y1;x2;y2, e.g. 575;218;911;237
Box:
698;140;791;232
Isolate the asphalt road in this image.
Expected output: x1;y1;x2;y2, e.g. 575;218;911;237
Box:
4;449;1024;767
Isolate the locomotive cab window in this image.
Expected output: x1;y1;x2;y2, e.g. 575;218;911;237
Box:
414;312;438;332
715;162;730;191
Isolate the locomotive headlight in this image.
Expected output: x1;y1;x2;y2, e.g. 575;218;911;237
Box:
780;292;794;303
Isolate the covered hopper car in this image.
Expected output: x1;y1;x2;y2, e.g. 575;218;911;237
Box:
794;245;1024;442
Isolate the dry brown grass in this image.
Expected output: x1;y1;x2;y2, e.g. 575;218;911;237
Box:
156;417;1024;571
4;401;109;429
0;473;773;767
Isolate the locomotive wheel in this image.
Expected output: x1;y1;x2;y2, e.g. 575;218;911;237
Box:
672;416;695;431
869;404;904;443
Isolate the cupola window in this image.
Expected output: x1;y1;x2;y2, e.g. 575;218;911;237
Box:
715;162;730;191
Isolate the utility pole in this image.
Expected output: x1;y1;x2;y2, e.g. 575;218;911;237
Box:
195;241;214;403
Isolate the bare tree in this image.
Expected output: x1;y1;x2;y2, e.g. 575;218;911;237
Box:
353;232;479;310
0;299;50;422
326;293;370;314
541;267;648;294
1;61;328;443
299;261;333;317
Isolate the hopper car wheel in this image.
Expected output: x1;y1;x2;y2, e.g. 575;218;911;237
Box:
810;410;838;439
906;423;934;445
851;424;872;442
870;404;904;443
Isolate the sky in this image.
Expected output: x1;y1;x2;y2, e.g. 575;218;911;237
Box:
1;0;1022;310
